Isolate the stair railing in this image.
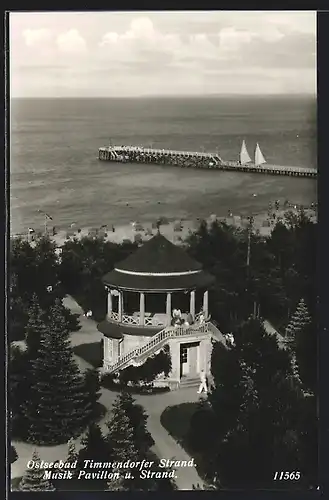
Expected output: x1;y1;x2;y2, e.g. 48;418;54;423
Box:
106;322;210;374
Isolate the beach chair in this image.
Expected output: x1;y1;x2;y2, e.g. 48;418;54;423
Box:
173;220;183;232
134;233;143;244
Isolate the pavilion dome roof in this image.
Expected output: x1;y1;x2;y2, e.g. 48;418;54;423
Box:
115;233;202;274
102;233;214;292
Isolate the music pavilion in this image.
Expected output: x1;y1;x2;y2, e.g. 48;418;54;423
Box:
97;233;224;389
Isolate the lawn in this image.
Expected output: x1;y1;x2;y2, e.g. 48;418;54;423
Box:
73;341;103;368
161;402;198;444
160;402;213;484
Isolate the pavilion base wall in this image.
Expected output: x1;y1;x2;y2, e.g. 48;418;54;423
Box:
102;330;215;390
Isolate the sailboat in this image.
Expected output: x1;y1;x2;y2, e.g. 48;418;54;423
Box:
240;140;252;165
255;143;266;166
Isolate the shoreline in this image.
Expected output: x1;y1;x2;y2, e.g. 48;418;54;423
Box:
11;207;317;248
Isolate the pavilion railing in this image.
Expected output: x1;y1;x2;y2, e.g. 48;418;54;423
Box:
144;316;166;327
121;314;140;326
108;311;166;327
109;310;206;327
109;311;120;322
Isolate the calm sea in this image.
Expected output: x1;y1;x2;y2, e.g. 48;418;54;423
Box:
10;96;317;235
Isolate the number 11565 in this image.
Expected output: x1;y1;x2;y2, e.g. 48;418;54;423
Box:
274;471;301;480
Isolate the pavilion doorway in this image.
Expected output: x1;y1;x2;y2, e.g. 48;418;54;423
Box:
180;341;200;378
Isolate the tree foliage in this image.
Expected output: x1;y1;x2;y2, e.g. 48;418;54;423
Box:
285;300;316;394
18;450;56;491
188;318;315;489
75;422;111;487
185;213;316;332
83;367;102;421
285;298;311;345
119;345;171;386
9;236;79;342
10;344;30;439
59;236;137;319
106;391;174;491
24;294;49;358
21;302;94;445
106;392;141;490
67;437;78;462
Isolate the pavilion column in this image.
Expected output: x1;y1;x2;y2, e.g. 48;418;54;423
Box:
118;291;123;322
166;292;172;326
139;292;145;326
203;290;209;318
168;340;180;381
107;290;112;318
190;290;195;318
103;338;110;366
103;337;114;366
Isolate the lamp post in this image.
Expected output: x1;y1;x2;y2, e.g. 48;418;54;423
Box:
245;215;255;317
38;210;52;236
246;215;254;268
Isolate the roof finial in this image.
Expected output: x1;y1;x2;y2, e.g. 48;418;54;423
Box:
156;219;161;234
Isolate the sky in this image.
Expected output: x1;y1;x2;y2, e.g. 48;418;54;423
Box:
9;11;317;98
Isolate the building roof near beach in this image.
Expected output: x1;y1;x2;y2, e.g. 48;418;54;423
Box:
102;233;214;291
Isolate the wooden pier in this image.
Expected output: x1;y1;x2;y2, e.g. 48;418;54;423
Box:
98;145;317;178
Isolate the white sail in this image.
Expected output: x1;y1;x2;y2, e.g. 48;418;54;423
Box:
240;140;252;165
255;143;266;166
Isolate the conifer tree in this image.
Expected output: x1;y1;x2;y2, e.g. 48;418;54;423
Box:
106;392;140;463
106;392;141;491
285;299;313;388
65;437;79;480
24;294;48;358
18;450;56;491
83;367;101;421
106;391;172;491
67;437;78;462
295;320;317;394
198;318;305;489
10;344;30;439
117;391;154;453
285;298;311;347
80;422;110;463
22;302;91;445
78;422;111;487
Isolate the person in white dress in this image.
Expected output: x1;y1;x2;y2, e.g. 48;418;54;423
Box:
197;369;208;394
225;333;235;346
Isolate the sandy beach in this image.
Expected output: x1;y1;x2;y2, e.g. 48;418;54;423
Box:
13;207;317;249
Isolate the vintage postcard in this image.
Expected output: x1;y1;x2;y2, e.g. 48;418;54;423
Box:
8;10;317;493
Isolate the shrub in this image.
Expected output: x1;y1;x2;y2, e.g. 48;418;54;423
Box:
118;345;171;386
